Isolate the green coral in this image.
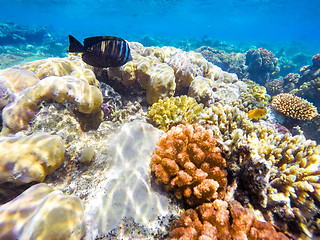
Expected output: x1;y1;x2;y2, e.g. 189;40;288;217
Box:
147;95;205;130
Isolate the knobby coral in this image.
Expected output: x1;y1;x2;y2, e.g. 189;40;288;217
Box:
147;96;205;131
168;199;289;240
150;124;227;206
271;93;318;120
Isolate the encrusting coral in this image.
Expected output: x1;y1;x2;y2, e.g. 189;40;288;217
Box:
0;133;65;185
2;75;103;133
150;124;227;206
0;183;84;240
168;199;289;240
147;96;205;130
271;93;318;120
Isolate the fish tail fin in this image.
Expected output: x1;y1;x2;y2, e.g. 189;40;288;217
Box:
67;35;85;52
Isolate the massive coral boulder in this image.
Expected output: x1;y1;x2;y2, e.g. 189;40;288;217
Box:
0;183;84;240
0;133;65;185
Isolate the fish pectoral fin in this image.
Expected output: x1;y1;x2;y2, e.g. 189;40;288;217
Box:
67;35;85;53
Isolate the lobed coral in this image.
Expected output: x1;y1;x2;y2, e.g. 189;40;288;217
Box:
2;75;103;133
271;93;318;120
150;124;227;206
0;183;84;240
0;133;65;185
147;96;205;131
168;199;289;240
19;56;99;87
107;44;238;104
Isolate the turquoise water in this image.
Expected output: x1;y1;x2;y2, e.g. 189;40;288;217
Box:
1;0;320;54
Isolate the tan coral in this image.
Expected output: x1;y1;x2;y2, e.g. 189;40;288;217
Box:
0;183;84;240
168;199;289;240
150;124;227;206
271;93;318;120
2;75;103;133
0;133;65;185
19;56;99;87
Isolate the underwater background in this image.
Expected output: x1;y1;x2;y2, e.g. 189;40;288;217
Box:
1;0;320;240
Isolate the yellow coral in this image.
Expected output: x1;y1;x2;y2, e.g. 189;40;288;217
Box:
271;93;318;120
147;96;205;130
0;133;65;184
0;183;84;240
2;75;103;133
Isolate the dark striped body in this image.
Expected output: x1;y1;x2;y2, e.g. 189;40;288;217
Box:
67;35;133;68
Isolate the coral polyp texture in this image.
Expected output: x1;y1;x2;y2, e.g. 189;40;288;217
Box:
147;96;205;130
271;93;318;120
19;57;99;87
107;43;238;104
2;75;103;133
168;199;289;240
0;183;84;240
204;102;320;238
0;133;65;184
150;124;227;206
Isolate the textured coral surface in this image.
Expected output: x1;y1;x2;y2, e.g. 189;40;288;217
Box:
168;199;289;240
0;183;84;240
0;133;65;184
271;93;318;120
151;124;227;206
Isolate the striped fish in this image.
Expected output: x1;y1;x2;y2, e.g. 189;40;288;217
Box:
67;35;133;68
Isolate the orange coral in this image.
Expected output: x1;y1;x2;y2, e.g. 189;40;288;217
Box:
168;199;289;240
150;124;227;206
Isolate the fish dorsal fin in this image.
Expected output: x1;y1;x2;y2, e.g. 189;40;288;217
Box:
83;36;125;48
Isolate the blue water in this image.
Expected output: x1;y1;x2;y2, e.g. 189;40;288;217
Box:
1;0;320;54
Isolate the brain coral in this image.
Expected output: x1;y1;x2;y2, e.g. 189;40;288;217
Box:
271;93;318;120
2;75;103;133
0;133;65;185
19;56;99;87
147;96;205;130
0;183;84;240
150;124;227;206
169;199;289;240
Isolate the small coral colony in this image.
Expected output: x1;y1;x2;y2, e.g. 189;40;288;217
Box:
0;22;320;240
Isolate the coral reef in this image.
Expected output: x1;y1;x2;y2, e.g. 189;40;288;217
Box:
106;43;238;104
0;133;65;185
196;46;247;78
0;183;84;240
245;48;279;84
147;96;205;130
271;93;318;120
2;75;103;133
150;124;227;206
168;199;289;240
204;102;320;238
265;78;284;95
